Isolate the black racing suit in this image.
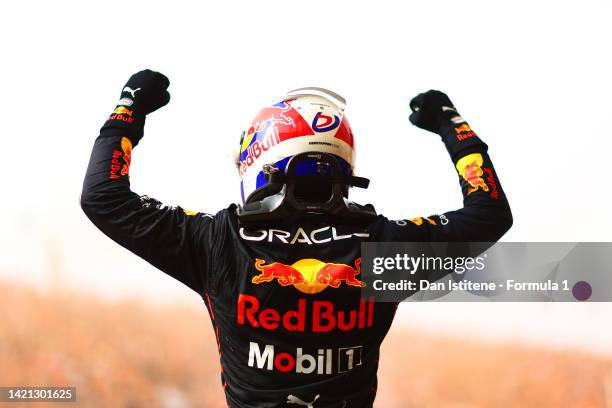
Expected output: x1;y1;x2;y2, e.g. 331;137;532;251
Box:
81;119;512;407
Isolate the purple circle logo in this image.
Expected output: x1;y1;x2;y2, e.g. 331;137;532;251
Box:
572;281;592;301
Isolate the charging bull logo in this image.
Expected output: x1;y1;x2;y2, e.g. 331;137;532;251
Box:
239;101;314;176
260;101;295;126
454;123;477;141
120;137;132;176
252;258;365;294
240;102;295;153
455;153;489;195
113;106;133;116
454;123;471;133
109;137;133;180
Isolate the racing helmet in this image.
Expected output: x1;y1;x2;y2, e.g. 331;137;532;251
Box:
235;87;376;225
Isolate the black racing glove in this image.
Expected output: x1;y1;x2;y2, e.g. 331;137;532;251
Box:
100;69;170;145
409;90;486;160
409;90;458;134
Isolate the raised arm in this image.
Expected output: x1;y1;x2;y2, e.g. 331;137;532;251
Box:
378;90;512;242
80;70;212;294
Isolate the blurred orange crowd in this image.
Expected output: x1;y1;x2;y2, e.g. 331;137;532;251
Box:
1;280;611;408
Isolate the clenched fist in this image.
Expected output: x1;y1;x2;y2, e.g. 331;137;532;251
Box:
409;90;461;135
117;70;170;116
101;69;170;144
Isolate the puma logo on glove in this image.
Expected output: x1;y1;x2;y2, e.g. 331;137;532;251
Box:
123;86;141;98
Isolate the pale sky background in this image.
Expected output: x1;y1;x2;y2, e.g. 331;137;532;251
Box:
1;1;611;354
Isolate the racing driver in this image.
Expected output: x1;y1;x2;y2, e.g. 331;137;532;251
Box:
81;70;512;407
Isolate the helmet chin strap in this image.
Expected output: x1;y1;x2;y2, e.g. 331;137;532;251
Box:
236;152;377;226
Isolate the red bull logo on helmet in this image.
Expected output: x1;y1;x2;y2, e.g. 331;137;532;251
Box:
455;153;489;195
239;101;316;176
239;123;282;176
252;258;365;294
240;101;300;154
256;101;295;127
